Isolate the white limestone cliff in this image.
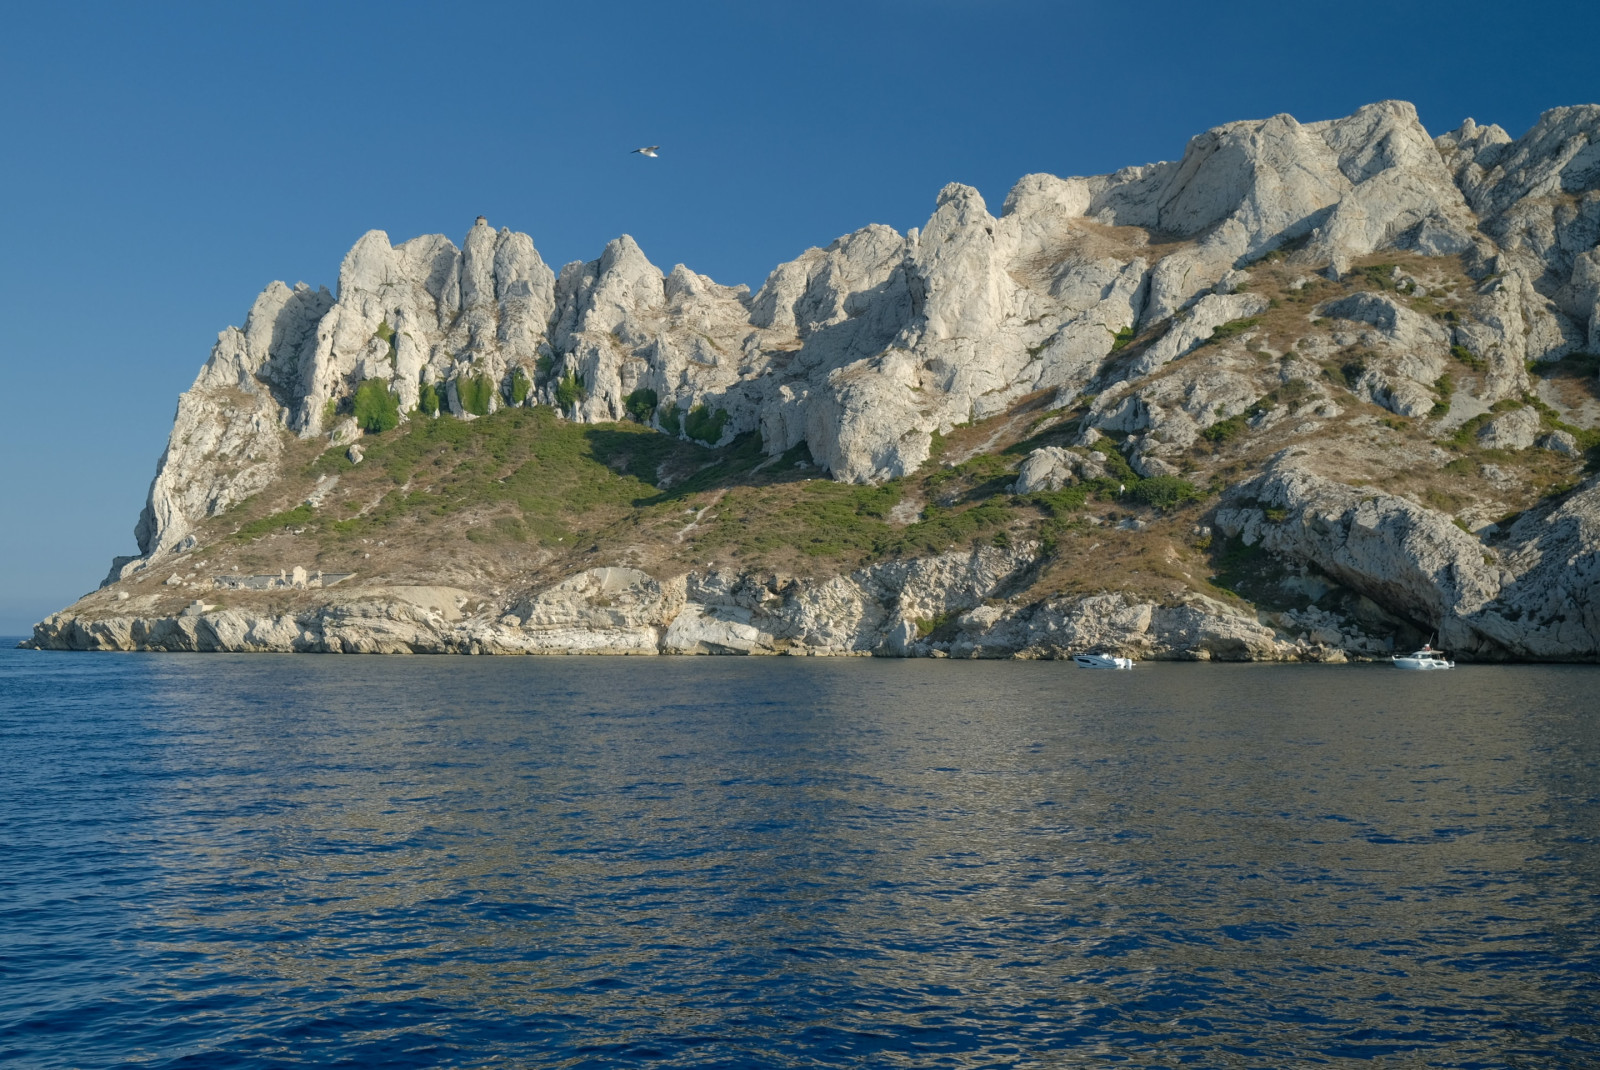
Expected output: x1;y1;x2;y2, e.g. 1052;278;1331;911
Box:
1215;458;1600;660
58;98;1600;659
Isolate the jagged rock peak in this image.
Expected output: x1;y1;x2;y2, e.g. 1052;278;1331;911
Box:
105;101;1600;589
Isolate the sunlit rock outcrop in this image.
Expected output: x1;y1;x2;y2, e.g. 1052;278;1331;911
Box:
42;98;1600;660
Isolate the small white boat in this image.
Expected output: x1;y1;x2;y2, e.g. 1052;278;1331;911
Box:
1392;644;1454;670
1073;652;1135;670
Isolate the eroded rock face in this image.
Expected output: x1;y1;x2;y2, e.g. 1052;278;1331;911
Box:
1477;407;1541;450
130;99;1590;558
1123;293;1270;378
39;548;1038;656
505;566;678;653
1437;107;1599;355
42;456;1600;662
1318;291;1451;417
941;592;1295;661
1539;430;1581;456
68;99;1600;661
1476;482;1600;657
31;547;1323;661
1219;461;1501;646
1012;446;1108;494
1076;101;1476;317
1455;270;1568;399
125;305;332;567
1217;458;1600;660
1093;359;1265;455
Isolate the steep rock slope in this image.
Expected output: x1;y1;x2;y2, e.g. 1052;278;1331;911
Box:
31;100;1600;660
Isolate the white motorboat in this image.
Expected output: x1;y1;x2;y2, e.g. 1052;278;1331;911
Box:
1392;644;1454;670
1073;652;1134;670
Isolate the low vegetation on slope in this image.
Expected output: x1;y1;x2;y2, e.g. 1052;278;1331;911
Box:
90;250;1600;648
187;382;1231;614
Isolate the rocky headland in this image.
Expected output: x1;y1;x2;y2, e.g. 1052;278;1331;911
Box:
27;101;1600;660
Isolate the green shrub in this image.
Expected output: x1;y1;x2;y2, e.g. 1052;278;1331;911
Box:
457;375;494;416
555;371;585;410
1110;325;1136;352
1028;484;1091;517
374;321;398;364
233;504;314;540
1528;351;1600;379
1202;413;1250;444
417;381;442;417
374;321;397;362
926;453;1011;495
1450;343;1485;371
1526;393;1563;430
849;481;902;519
1208;535;1275;600
509;369;533;405
1270;379;1313;406
353;379;400;433
1204;317;1261;346
1524;391;1600;468
1353;263;1398;291
1331;356;1368;390
1088;439;1140;484
1431;373;1455;417
1445;412;1494;448
660;404;684;435
625;388;659;423
1424;487;1467;514
882;499;1013;557
322;398;339;425
1131;475;1200;510
684;403;729;445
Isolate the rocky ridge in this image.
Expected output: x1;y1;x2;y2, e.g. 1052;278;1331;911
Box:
29;101;1600;661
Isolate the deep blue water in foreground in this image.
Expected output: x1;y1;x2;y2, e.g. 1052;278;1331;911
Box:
2;646;1598;1069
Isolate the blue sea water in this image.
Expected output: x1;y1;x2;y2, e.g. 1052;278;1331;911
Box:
1;645;1597;1069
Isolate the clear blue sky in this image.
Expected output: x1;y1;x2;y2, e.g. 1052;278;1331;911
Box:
2;0;1594;634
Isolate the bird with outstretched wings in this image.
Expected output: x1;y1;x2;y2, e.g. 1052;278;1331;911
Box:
631;146;659;157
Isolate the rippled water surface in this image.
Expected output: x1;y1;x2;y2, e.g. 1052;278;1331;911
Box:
2;646;1598;1068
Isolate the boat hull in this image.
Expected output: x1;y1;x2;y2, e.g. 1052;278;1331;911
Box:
1073;654;1134;670
1391;657;1454;670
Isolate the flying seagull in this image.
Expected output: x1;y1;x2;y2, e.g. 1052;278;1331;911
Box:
631;145;660;157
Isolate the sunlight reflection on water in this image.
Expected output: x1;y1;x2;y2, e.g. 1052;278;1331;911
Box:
2;651;1597;1067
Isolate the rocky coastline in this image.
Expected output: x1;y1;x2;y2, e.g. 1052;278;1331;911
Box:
27;100;1600;661
28;549;1332;661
